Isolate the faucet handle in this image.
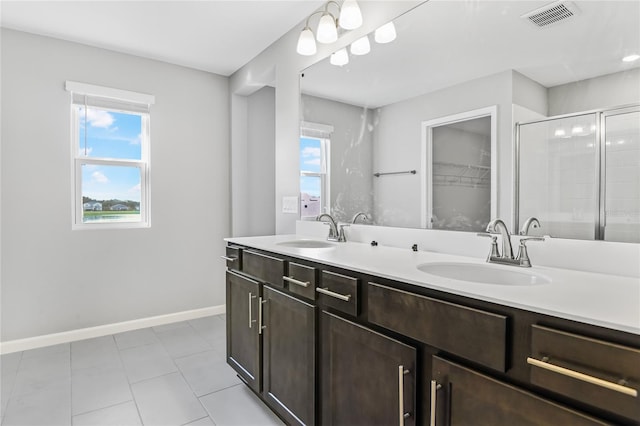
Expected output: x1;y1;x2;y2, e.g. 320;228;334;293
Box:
516;237;545;267
478;233;500;259
338;224;350;242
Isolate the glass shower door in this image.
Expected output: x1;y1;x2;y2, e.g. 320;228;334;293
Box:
518;113;599;239
603;108;640;242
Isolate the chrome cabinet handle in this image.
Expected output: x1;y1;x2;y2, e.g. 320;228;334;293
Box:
316;287;351;301
527;357;638;397
398;366;410;425
258;297;267;335
220;256;237;262
248;292;257;328
430;380;442;426
283;276;310;288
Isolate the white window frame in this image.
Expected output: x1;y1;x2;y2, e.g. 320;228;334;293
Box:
300;121;332;219
66;81;154;230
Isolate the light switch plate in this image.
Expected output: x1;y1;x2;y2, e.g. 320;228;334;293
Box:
282;196;299;214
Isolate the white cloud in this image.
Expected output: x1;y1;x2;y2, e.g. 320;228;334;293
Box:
304;159;321;166
301;147;321;158
91;171;109;184
131;133;142;145
128;183;141;194
86;109;115;128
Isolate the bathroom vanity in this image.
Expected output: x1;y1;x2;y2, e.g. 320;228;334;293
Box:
222;236;640;425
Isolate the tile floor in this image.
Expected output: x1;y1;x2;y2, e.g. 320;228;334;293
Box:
0;315;284;426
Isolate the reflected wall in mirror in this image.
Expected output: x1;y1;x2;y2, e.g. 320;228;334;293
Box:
299;0;640;238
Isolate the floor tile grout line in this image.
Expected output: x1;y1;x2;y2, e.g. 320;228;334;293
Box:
115;332;146;426
71;398;136;419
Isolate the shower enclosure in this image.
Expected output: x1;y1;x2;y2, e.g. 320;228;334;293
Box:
516;105;640;242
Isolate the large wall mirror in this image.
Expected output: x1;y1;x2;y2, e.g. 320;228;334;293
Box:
299;0;640;240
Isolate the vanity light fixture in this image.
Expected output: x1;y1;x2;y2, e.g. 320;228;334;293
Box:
622;53;640;62
350;35;370;55
339;0;363;30
317;12;339;44
374;21;397;44
330;48;349;66
296;0;363;56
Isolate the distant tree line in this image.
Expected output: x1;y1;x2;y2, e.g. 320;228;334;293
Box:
83;196;140;211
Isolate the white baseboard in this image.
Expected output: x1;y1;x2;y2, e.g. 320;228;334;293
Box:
0;304;226;355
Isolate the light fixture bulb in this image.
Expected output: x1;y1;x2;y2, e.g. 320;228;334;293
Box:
339;0;363;30
330;48;349;66
350;35;370;55
622;53;640;62
374;21;396;44
317;13;338;44
296;27;317;55
554;128;566;137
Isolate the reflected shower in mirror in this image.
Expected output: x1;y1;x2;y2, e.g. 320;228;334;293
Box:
299;0;640;238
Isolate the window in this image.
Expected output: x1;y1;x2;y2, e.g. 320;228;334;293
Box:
66;81;154;229
300;121;332;220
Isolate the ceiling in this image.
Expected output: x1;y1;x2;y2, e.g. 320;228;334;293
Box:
0;0;325;76
301;0;640;108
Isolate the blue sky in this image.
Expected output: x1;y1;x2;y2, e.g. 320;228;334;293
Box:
300;137;322;196
79;107;143;202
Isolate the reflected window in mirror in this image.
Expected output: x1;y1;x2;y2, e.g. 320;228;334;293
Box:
300;126;331;220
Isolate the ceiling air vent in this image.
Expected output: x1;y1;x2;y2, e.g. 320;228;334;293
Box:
521;1;580;28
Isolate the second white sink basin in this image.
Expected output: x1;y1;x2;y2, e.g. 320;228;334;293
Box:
417;262;551;286
276;239;336;249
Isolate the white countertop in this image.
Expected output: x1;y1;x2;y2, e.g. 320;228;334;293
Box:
225;234;640;336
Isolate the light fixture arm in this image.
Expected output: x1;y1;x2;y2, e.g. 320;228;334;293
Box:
304;10;326;29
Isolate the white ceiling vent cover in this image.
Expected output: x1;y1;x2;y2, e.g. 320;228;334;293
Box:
521;1;580;28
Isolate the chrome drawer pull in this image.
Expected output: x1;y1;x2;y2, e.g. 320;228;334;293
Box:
283;276;310;288
316;287;351;301
220;256;237;262
430;380;442;426
398;366;410;425
248;292;257;329
258;297;267;335
527;357;638;397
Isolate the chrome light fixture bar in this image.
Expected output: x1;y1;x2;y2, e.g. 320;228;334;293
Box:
296;0;363;56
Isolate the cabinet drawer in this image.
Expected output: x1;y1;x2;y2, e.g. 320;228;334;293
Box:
368;282;508;372
285;262;317;301
243;250;286;288
224;246;242;270
318;271;359;316
529;325;640;422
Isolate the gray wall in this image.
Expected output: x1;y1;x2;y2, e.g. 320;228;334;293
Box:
1;29;230;341
301;94;374;222
246;86;276;236
548;68;640;115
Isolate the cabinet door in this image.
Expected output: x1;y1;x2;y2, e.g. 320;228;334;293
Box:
263;287;316;426
320;311;416;426
431;356;608;426
226;271;261;393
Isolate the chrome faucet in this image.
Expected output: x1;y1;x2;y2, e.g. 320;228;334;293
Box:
486;219;514;260
479;218;544;267
317;214;348;242
520;217;541;235
351;212;369;224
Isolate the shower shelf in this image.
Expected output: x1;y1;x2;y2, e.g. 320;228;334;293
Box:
433;161;490;187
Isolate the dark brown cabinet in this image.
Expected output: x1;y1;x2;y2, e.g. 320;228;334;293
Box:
262;287;316;425
431;356;608;426
226;270;262;392
225;243;639;425
320;310;417;426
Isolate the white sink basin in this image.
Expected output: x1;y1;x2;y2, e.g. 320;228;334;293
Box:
417;262;551;286
276;239;336;249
